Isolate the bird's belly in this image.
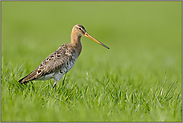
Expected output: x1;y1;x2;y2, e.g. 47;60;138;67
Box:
53;72;64;81
54;59;76;81
38;58;77;81
38;71;64;81
37;72;56;80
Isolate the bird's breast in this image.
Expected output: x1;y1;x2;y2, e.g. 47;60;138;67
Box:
54;56;77;81
64;55;77;72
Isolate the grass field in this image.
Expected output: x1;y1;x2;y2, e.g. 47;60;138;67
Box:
1;1;182;122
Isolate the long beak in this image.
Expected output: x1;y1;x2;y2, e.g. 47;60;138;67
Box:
85;32;110;49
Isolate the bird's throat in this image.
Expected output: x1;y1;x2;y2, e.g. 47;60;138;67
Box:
71;33;82;54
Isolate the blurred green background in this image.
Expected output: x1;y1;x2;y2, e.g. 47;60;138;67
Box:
1;1;181;122
2;1;181;63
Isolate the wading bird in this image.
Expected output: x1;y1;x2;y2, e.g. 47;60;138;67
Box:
19;24;109;89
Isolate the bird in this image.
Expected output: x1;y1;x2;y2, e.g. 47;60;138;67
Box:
18;24;109;89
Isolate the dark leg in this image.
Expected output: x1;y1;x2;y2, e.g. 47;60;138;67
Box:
53;79;57;91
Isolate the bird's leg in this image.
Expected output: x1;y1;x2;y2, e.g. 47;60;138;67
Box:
53;79;57;91
30;81;35;91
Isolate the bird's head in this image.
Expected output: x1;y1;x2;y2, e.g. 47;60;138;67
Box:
72;24;109;49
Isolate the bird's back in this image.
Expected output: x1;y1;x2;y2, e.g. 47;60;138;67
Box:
19;43;81;84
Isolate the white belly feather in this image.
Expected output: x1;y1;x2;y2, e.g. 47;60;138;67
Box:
38;58;77;81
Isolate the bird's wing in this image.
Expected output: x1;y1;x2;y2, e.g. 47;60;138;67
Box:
19;43;74;84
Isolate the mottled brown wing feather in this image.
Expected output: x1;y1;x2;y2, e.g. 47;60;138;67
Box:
19;43;73;84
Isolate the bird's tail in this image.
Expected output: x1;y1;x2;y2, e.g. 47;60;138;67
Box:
19;70;38;84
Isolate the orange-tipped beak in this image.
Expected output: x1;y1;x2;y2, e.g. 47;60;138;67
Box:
85;32;109;49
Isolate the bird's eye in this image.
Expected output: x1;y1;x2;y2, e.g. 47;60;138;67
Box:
78;28;82;30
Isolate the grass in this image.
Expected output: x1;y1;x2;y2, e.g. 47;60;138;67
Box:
1;1;182;122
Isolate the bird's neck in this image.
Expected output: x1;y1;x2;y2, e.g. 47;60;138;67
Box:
71;32;82;54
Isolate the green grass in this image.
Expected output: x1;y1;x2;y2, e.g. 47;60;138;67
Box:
1;1;182;122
